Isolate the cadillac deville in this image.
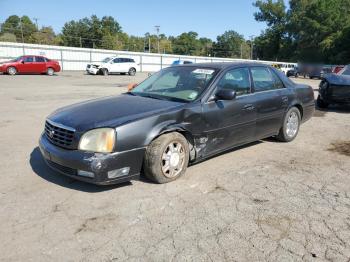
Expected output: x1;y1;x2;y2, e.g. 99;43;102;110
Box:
39;63;315;185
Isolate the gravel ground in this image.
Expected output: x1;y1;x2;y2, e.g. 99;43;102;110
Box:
0;72;349;262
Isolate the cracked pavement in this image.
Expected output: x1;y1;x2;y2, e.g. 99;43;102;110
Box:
0;72;349;261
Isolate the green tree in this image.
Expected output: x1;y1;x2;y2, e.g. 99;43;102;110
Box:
1;15;37;43
253;0;287;60
172;31;201;55
213;30;246;58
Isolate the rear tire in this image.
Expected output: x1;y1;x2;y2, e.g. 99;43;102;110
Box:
144;132;189;184
7;66;17;75
128;67;136;76
47;67;54;76
316;95;329;108
276;107;301;142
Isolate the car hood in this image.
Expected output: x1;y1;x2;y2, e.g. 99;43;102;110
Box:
323;73;350;86
48;94;184;132
88;62;104;67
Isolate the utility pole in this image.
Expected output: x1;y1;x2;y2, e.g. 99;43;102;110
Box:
155;25;160;54
240;43;243;59
33;17;39;30
19;18;24;43
249;35;255;60
148;36;151;53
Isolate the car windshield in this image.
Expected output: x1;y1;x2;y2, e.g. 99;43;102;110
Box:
130;66;218;102
338;66;350;76
102;57;112;63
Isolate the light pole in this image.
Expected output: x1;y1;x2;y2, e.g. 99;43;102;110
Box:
249;35;255;60
155;25;160;54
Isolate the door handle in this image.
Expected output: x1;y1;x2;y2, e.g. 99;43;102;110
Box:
243;104;255;111
282;96;288;103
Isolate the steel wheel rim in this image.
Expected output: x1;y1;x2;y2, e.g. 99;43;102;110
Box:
161;141;186;178
130;68;135;75
48;68;54;75
286;111;299;138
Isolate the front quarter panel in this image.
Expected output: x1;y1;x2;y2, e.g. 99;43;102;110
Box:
115;102;203;152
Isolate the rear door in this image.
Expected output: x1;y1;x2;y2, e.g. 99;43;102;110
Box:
250;66;291;139
120;58;130;72
34;56;46;73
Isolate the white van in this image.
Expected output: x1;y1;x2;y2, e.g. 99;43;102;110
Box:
280;64;297;75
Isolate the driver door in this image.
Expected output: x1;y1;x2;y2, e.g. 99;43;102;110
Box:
18;56;35;73
200;67;257;156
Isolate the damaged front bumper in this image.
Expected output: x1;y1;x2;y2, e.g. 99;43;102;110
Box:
39;133;145;185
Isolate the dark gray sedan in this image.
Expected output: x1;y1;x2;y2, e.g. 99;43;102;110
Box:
39;62;315;185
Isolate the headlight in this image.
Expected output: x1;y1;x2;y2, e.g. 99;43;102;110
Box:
78;128;115;153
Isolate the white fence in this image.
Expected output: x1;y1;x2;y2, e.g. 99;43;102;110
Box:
0;42;288;72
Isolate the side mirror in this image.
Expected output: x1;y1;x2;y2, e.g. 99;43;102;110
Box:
21;60;25;64
127;83;138;91
210;89;236;102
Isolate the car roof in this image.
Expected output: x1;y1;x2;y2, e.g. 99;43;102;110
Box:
178;62;271;69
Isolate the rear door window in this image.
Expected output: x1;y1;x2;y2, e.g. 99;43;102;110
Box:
250;67;275;92
35;56;45;62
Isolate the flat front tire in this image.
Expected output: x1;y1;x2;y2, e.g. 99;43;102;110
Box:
276;107;301;142
144;132;189;184
7;66;17;75
102;68;108;76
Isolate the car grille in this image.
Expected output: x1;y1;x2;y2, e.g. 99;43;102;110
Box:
45;120;75;149
47;160;77;176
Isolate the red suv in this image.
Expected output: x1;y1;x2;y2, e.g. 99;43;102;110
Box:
0;55;61;76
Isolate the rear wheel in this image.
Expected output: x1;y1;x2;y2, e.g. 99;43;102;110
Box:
7;66;17;75
276;107;301;142
47;67;54;76
144;132;189;184
128;67;136;76
317;95;329;108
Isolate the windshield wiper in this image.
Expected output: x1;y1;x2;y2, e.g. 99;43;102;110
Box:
139;94;164;100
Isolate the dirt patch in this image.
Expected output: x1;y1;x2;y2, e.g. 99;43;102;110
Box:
313;110;327;117
328;141;350;157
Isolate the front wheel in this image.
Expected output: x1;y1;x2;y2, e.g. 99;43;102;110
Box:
47;67;54;76
128;67;136;76
101;68;109;76
7;66;17;75
276;107;301;142
144;132;189;184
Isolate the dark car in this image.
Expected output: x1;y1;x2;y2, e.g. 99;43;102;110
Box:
172;60;193;66
287;68;299;78
39;63;315;185
309;66;332;79
317;65;350;108
0;55;61;75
